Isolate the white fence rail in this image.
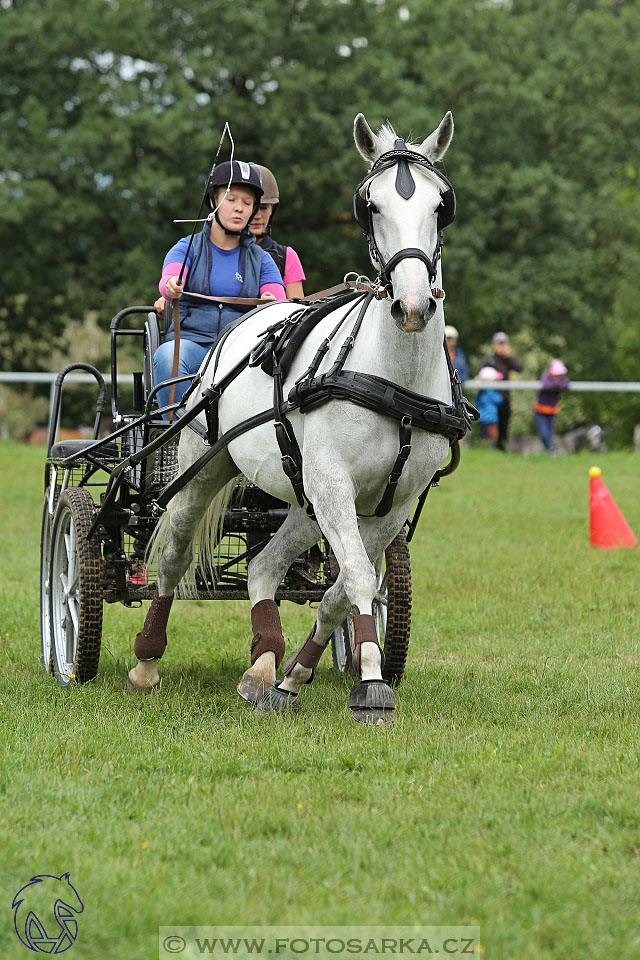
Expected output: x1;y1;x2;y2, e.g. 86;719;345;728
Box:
1;371;640;432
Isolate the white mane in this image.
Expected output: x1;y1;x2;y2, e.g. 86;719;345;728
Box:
375;122;421;155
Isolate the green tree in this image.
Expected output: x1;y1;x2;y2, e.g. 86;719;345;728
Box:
1;0;639;442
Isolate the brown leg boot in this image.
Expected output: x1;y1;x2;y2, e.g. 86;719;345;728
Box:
237;600;285;704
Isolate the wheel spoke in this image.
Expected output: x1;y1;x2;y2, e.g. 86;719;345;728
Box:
67;523;77;586
66;598;78;662
64;529;72;567
68;595;79;633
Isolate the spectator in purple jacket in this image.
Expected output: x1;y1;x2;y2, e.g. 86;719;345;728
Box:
533;359;570;453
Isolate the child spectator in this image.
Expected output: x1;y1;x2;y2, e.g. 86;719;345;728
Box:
475;366;504;443
534;359;570;453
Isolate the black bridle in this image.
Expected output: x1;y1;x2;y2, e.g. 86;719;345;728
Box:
353;139;456;289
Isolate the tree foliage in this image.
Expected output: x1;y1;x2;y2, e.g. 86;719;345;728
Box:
1;0;639;441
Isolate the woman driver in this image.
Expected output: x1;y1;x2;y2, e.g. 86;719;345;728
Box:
153;159;285;411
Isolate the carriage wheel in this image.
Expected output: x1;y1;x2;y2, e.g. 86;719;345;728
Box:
40;489;56;674
50;488;103;687
331;529;412;686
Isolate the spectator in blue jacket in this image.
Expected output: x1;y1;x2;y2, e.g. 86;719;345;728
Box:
475;366;504;443
445;324;469;383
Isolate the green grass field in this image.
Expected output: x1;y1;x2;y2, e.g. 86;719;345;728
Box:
1;441;639;959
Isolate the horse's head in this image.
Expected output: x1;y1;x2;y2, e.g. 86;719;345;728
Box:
353;112;455;333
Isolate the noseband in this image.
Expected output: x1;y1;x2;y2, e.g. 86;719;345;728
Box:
353;139;456;291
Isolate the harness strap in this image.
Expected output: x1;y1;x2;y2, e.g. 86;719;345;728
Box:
405;438;461;543
374;416;413;518
289;369;470;442
272;364;306;508
379;246;438;286
152;406;277;514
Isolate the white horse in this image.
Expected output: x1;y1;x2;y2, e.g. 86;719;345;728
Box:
128;111;459;723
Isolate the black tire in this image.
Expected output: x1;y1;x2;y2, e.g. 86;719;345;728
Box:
331;529;412;686
380;528;412;686
50;488;104;687
39;489;56;674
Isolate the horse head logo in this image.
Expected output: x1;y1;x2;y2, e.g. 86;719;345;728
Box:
12;873;84;954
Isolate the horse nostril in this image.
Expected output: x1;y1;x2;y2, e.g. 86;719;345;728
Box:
391;299;407;325
425;296;437;321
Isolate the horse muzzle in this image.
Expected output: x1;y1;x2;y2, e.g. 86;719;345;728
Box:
391;296;437;332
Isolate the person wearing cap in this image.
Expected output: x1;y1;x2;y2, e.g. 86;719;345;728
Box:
249;165;306;299
444;324;468;383
478;332;523;451
475;366;504;442
534;359;570;453
153;159;285;412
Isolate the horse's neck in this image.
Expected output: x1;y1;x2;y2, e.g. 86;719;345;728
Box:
347;300;451;402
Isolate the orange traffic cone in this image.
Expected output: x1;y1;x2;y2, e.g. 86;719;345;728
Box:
589;466;637;549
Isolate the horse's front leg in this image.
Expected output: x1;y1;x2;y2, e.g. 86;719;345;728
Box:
237;505;321;704
277;508;405;723
285;470;397;723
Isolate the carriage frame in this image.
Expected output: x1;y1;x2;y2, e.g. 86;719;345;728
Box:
39;303;413;689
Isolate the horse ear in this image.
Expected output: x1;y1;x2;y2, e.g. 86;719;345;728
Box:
419;112;454;162
354;113;380;163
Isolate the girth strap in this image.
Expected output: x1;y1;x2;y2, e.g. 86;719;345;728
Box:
373;416;412;518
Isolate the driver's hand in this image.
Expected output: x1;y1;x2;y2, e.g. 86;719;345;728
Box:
260;292;276;301
165;277;184;299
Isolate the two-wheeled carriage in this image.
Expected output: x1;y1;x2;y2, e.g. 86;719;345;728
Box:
39;303;413;689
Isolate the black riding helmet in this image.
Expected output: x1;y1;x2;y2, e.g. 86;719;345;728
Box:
207;160;263;235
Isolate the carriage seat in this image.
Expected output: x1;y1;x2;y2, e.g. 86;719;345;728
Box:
49;439;119;461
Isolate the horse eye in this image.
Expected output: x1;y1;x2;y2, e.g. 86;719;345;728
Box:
368;201;379;215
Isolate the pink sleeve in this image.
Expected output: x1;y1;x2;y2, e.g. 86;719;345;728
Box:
283;247;306;285
260;282;286;301
159;261;187;299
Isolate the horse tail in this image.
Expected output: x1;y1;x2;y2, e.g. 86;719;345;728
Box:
145;477;240;599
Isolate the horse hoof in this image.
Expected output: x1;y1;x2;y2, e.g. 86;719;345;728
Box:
237;671;271;704
351;708;394;725
255;682;299;715
125;677;159;694
349;681;395;725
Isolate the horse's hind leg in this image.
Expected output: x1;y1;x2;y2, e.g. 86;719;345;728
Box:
127;443;237;691
237;505;321;704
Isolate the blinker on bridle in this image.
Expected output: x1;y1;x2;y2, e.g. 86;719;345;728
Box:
353;137;456;291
